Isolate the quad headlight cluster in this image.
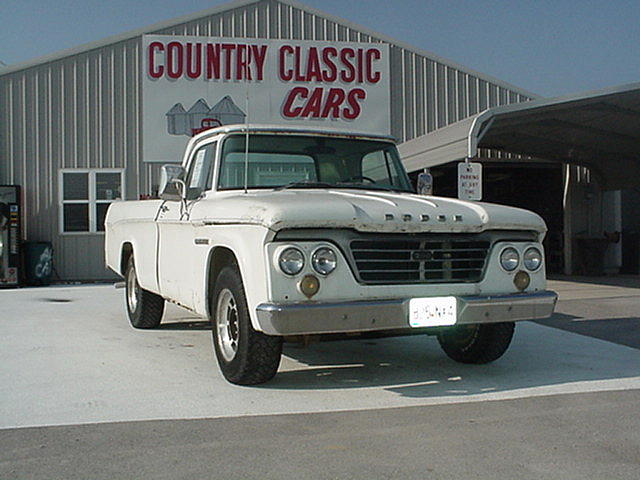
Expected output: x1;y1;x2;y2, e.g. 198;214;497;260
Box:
499;245;543;292
499;246;543;272
278;246;338;276
277;245;338;299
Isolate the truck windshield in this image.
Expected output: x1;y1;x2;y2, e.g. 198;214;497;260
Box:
218;134;412;192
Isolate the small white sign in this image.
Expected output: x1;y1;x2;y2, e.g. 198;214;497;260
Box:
409;296;457;327
189;150;207;188
458;161;482;201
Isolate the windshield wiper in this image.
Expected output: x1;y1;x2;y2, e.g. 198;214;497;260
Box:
335;182;413;194
274;180;412;194
274;180;336;191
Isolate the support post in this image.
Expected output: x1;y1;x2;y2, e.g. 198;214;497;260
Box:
562;164;573;275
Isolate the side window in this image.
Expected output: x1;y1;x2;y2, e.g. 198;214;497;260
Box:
60;169;124;233
362;150;398;186
185;142;216;199
61;172;90;232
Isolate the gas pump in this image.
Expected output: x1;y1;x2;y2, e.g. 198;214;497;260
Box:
0;185;21;287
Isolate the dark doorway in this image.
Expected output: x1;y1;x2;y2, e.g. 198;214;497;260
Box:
621;188;640;274
410;162;565;274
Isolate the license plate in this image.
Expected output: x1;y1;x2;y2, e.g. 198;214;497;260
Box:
409;296;457;327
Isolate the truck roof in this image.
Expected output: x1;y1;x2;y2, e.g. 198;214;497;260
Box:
188;123;397;144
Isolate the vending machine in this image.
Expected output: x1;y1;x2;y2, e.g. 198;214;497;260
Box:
0;185;21;287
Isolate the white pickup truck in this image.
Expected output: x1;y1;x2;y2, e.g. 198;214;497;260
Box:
105;125;557;385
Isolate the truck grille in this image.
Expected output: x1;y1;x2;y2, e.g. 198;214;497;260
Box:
350;238;490;284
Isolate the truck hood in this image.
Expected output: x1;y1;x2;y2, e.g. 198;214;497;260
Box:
197;189;547;234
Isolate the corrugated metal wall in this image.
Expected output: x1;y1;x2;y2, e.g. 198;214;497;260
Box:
0;39;143;280
0;0;533;280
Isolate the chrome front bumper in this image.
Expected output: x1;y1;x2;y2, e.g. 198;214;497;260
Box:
256;290;558;336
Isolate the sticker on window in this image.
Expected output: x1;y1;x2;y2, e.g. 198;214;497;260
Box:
190;150;207;188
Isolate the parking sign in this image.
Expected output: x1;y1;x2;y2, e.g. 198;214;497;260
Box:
458;161;482;201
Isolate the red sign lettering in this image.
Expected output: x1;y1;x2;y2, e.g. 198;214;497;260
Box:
281;87;367;120
148;42;164;79
146;40;384;123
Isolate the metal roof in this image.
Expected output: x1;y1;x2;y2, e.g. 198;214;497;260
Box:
398;82;640;190
181;122;398;162
0;0;537;98
186;122;397;143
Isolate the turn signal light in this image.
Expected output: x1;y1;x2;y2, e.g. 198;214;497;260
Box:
514;271;530;291
299;275;320;298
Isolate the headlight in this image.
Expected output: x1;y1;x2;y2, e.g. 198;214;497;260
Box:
311;247;337;275
500;247;520;271
0;235;3;258
523;247;543;271
278;247;305;275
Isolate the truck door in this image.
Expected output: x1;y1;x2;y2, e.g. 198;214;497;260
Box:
157;142;217;307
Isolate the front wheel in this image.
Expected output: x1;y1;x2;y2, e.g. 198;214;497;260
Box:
437;322;515;364
125;255;164;329
211;265;282;385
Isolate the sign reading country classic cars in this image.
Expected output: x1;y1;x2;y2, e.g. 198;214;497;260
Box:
142;35;390;162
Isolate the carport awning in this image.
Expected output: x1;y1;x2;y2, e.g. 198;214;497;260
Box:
398;83;640;190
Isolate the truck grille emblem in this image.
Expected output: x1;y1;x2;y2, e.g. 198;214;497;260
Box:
412;250;433;261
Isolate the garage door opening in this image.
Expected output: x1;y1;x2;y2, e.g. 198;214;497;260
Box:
410;162;564;274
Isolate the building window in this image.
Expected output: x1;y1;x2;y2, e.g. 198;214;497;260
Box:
59;169;124;233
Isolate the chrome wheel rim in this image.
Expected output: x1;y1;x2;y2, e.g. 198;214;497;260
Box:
216;288;239;362
127;264;140;312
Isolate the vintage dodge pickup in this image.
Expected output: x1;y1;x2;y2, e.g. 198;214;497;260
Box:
105;125;557;385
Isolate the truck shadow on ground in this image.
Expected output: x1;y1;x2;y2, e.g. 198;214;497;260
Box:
263;318;640;398
158;320;211;330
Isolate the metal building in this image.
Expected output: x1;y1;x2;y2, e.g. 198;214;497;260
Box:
0;0;539;280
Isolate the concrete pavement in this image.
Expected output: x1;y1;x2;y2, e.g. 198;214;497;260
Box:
540;277;640;348
0;276;639;478
0;282;638;428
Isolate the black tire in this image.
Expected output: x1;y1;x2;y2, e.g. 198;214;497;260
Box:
211;265;282;385
125;255;164;329
437;322;515;364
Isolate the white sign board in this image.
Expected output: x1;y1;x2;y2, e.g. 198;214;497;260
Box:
458;162;482;201
142;35;390;163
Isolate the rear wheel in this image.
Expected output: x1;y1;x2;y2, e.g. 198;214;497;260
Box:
437;322;515;364
125;255;164;329
211;265;282;385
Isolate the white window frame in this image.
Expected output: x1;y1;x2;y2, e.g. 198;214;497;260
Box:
59;168;125;235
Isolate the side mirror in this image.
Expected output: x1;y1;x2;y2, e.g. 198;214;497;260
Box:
159;165;185;201
416;171;433;196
